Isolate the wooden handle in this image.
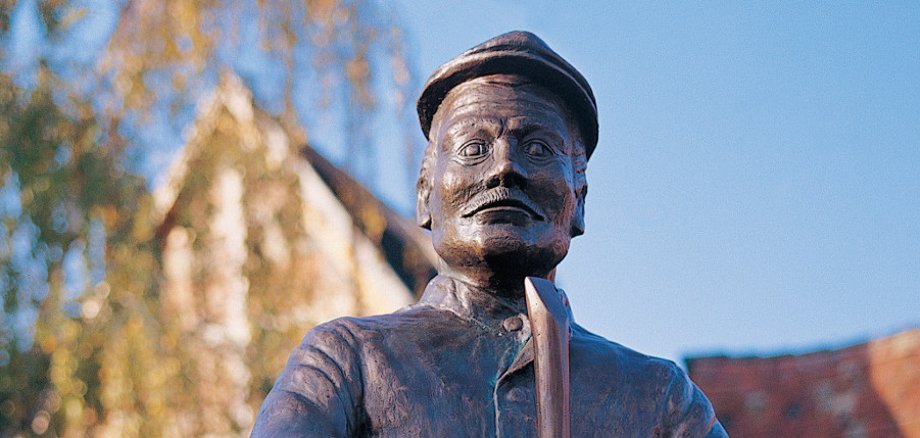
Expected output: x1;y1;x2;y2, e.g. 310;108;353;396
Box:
524;276;571;438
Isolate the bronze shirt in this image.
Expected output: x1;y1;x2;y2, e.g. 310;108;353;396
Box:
252;275;727;437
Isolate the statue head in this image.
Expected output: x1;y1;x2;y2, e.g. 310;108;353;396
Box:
415;31;598;290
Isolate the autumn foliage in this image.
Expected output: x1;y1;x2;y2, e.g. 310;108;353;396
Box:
0;0;416;435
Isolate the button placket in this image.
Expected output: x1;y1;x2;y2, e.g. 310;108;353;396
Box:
494;314;534;437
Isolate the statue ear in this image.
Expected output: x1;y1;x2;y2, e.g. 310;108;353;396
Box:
570;191;585;237
417;191;432;229
569;139;588;237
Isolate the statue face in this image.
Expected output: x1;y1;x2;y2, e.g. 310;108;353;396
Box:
420;76;585;281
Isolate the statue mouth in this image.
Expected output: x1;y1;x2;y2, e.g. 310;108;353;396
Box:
462;188;545;221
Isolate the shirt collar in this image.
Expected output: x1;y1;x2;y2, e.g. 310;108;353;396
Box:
417;275;530;330
416;274;580;378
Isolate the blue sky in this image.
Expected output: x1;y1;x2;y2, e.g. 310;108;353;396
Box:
4;1;917;364
391;1;920;362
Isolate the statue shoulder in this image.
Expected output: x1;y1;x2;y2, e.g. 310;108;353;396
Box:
295;304;443;349
569;325;727;436
660;358;727;437
570;323;679;382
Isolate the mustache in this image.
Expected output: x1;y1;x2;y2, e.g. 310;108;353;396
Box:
461;187;545;220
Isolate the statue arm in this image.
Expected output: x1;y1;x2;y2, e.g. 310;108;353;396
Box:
252;320;365;437
664;363;729;438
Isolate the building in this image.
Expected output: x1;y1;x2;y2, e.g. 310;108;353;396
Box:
687;328;920;437
150;73;436;436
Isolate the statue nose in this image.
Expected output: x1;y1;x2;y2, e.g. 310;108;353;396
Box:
486;140;528;189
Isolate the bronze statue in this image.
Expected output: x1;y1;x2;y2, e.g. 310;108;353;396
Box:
253;31;727;437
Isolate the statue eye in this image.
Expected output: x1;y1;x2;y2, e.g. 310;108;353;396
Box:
459;141;488;157
524;140;551;158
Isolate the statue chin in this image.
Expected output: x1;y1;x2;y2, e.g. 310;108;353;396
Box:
433;225;570;287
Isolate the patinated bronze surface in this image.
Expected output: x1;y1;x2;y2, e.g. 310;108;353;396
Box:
253;31;727;437
525;276;571;438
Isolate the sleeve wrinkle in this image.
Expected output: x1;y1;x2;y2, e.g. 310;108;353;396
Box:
299;362;358;434
338;322;367;424
302;324;365;435
301;344;349;384
661;361;684;426
253;321;365;437
665;362;728;437
277;388;328;414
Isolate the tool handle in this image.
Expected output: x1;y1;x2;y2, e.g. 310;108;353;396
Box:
524;276;571;438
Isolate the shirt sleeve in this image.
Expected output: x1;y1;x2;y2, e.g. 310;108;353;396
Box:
251;319;365;437
665;362;729;437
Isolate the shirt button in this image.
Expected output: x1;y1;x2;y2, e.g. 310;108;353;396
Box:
502;316;523;332
506;386;526;402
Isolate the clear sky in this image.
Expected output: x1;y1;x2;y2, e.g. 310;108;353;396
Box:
391;1;920;363
5;0;917;365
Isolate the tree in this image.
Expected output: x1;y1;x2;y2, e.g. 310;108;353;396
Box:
0;0;417;435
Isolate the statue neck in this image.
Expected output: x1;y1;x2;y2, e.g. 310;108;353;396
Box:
436;260;556;300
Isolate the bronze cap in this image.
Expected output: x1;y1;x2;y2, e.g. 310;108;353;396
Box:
417;30;598;160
